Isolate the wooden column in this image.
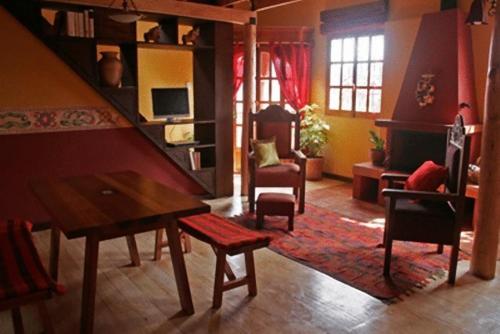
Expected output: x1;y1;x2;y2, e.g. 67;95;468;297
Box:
240;19;257;196
470;9;500;279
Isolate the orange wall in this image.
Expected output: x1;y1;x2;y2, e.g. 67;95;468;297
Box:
0;7;118;110
258;0;491;178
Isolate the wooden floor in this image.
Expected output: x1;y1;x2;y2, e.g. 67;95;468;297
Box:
2;177;500;333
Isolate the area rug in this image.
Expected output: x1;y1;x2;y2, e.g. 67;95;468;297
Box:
231;204;469;303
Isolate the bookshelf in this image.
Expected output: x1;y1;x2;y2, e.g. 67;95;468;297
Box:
7;1;234;197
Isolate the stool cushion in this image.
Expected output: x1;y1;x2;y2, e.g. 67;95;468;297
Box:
179;214;271;252
257;192;295;204
0;220;63;300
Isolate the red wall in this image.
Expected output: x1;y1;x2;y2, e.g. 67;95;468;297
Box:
0;128;205;223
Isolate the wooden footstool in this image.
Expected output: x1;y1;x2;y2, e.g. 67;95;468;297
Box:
256;192;296;231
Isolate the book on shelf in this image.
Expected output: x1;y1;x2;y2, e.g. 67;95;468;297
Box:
188;148;201;171
55;10;94;38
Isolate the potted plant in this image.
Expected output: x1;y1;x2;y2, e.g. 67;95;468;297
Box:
369;130;386;166
299;104;330;181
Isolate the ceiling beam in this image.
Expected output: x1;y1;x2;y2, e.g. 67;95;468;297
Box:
42;0;255;25
217;0;301;11
253;0;302;11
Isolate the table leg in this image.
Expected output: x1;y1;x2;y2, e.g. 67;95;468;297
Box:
125;235;141;267
165;219;194;315
50;227;61;281
81;235;99;334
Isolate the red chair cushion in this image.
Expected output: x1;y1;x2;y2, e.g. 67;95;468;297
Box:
405;161;448;192
178;214;271;252
255;163;301;187
0;220;63;300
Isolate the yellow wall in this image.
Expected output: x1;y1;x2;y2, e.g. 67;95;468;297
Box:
0;7;117;110
258;0;492;178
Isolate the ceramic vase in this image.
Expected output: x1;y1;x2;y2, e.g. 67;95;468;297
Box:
98;52;123;87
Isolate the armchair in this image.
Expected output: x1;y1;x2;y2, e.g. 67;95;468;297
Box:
248;105;306;214
382;115;471;284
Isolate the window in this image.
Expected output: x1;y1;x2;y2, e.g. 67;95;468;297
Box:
234;49;294;150
327;34;384;114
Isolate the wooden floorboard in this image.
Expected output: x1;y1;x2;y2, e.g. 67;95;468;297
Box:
1;178;499;333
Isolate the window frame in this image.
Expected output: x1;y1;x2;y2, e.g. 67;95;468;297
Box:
325;29;385;119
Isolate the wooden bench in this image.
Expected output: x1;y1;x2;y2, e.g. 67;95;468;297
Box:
353;162;406;205
178;213;271;309
0;220;64;334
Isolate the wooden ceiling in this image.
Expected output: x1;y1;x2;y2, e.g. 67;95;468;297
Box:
186;0;302;11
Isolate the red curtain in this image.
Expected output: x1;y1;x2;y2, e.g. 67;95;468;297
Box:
233;44;245;101
270;43;312;111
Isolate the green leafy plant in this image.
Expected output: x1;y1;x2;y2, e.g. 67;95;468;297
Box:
299;104;330;158
369;130;385;151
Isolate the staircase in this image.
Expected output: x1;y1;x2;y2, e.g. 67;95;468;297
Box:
3;0;233;197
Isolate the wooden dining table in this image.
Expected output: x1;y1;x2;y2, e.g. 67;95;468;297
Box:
30;170;210;334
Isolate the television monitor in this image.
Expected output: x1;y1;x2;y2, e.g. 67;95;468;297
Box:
151;87;190;119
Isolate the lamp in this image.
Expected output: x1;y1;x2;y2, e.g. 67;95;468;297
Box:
466;0;497;25
109;0;143;23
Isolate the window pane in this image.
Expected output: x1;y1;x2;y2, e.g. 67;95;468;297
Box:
369;89;382;113
355;89;368;112
357;36;370;61
331;39;342;62
260;80;270;101
343;38;355;61
271;63;277;78
371;35;384;61
330;64;341;86
342;63;354;86
356;63;369;86
329;88;340;110
271;80;281;102
260;103;269;110
236;84;244;101
341;88;353;111
285;104;295;113
236;126;242;148
370;62;383;86
236;103;243;124
260;52;270;77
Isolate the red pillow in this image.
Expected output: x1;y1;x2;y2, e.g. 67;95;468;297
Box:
405;161;448;191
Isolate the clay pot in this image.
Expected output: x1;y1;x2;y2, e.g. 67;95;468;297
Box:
98;52;123;87
371;149;386;167
306;157;324;181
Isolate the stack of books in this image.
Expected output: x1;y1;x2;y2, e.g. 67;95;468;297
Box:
189;148;201;171
55;10;94;38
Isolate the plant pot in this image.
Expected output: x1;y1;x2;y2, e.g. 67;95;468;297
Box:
98;52;123;87
371;149;386;167
306;157;324;181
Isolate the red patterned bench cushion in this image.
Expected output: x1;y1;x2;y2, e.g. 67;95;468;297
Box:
0;219;63;300
178;214;271;252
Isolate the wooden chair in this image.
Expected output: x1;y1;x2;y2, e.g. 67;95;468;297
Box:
381;115;471;284
248;105;307;214
0;219;63;334
178;213;271;309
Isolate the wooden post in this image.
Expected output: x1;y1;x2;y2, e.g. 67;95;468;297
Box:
470;8;500;280
240;19;257;196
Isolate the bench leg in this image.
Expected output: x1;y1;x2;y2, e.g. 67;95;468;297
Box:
37;301;55;334
154;229;163;261
256;213;264;230
437;244;444;254
126;235;141;267
11;308;24;334
210;245;236;281
213;250;227;309
245;251;257;297
288;214;294;232
181;232;192;253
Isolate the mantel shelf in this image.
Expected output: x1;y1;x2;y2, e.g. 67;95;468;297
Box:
375;119;483;135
